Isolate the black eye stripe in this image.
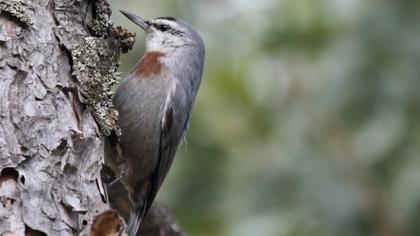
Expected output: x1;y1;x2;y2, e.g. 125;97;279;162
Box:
152;23;170;32
151;23;184;36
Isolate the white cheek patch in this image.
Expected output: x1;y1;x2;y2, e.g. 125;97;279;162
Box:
146;31;186;52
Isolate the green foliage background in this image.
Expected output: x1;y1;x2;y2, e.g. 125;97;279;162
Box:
110;1;420;235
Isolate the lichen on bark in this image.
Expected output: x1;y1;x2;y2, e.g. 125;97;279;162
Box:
63;0;134;136
71;36;121;136
0;0;32;27
111;26;136;54
88;0;112;37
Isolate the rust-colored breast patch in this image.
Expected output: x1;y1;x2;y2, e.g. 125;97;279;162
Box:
131;51;166;77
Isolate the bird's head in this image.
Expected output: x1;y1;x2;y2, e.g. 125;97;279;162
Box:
120;10;204;54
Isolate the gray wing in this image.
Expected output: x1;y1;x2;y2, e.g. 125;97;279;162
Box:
142;81;191;217
126;119;183;235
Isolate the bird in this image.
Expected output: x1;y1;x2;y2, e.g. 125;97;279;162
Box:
104;10;205;236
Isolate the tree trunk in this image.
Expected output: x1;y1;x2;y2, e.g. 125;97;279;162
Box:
0;0;185;235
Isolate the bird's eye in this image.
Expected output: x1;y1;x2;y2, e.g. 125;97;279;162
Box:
156;24;170;32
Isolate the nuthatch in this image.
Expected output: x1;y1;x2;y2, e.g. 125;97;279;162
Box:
104;10;205;235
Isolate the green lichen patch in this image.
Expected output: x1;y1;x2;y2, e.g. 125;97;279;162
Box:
0;0;32;27
71;37;121;136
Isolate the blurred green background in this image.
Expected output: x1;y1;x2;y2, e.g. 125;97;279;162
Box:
109;1;420;235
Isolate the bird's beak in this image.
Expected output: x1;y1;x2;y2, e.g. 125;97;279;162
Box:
120;10;150;31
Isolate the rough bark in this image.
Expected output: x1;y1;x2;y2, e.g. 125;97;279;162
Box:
0;0;185;235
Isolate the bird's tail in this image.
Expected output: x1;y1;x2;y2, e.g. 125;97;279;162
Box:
126;207;144;236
